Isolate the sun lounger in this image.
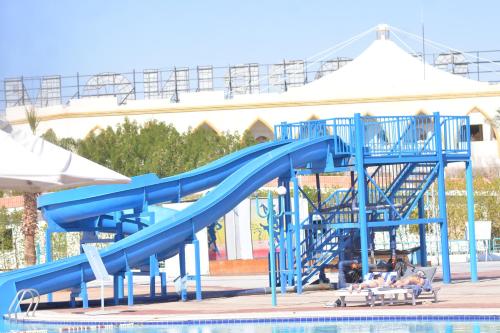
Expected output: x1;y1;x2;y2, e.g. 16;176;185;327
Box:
329;267;440;307
330;271;398;307
330;288;374;307
402;266;440;303
333;287;418;307
371;287;416;306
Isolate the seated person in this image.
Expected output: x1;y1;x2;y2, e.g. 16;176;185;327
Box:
347;273;389;293
390;270;426;288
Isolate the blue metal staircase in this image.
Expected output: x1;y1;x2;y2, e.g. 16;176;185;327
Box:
297;159;442;285
289;112;461;285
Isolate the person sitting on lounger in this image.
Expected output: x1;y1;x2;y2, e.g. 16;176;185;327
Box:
347;273;389;293
390;270;426;288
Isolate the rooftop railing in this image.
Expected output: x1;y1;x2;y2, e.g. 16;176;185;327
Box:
1;48;499;114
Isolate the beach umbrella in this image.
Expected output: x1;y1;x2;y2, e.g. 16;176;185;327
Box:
0;120;130;192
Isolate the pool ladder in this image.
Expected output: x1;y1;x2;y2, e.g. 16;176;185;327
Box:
7;288;40;320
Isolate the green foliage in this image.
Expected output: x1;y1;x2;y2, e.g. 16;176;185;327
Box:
295;177;499;240
41;128;58;144
0;208;22;252
42;118;261;178
42;129;78;152
51;233;68;261
445;177;500;239
408;178;499;238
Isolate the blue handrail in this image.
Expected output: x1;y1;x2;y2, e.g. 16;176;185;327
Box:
274;114;470;158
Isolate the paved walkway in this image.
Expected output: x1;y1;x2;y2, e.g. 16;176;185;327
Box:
12;262;500;324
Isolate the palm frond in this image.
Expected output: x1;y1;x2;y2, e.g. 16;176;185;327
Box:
25;105;39;135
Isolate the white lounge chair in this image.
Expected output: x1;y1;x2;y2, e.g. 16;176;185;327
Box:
370;287;416;306
402;266;440;303
329;271;398;307
329;267;440;307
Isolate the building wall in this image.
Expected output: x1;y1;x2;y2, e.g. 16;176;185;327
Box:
6;92;500;161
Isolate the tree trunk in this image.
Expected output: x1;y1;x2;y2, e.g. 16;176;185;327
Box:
22;192;39;266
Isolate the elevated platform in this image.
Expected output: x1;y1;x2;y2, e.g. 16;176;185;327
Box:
274;114;470;164
270;113;475;289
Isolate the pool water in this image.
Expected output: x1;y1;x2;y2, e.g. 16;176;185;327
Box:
2;321;499;333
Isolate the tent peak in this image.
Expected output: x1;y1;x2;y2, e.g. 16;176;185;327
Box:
376;24;390;41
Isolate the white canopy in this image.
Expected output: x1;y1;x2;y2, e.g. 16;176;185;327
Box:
0;120;130;192
290;38;499;99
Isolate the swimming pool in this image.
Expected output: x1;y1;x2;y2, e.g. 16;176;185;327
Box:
2;320;500;333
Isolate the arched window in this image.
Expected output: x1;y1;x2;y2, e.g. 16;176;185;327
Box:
415;112;434;142
195;121;218;134
247;119;273;142
466;108;497;142
364;117;388;148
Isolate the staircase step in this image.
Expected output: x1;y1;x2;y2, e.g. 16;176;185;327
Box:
405;179;424;183
412;170;430;173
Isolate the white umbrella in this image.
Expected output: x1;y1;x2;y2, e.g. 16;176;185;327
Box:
0;120;130;192
0;130;65;191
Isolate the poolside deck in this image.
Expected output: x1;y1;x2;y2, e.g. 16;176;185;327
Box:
10;262;500;324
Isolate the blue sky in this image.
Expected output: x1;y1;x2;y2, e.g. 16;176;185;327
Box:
0;0;499;79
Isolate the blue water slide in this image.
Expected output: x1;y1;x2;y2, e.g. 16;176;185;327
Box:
38;140;289;230
0;136;346;314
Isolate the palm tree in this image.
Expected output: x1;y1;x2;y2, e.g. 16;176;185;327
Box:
22;105;39;266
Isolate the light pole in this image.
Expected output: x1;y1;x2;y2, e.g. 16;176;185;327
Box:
256;186;286;306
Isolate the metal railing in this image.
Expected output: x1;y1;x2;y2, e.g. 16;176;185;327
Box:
274;117;354;152
7;288;40;320
274;114;470;158
363;115;437;156
441;115;470;154
493;238;500;252
375;239;495;255
2;48;499;113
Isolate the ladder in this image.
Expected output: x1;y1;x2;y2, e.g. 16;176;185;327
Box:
7;288;40;320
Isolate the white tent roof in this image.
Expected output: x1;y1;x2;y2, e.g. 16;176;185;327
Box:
290;38;499;99
0;120;130;192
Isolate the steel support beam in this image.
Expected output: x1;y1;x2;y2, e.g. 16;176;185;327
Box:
193;237;202;300
179;244;187;301
45;230;53;303
354;113;369;276
418;197;428;266
466;160;478;282
278;178;287;294
292;175;303;293
283;179;294;286
434;112;451;283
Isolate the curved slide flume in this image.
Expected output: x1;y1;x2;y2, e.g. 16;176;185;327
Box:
0;141;290;287
38;140;289;229
0;136;344;314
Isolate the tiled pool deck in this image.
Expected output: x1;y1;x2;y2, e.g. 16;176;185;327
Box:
7;262;500;325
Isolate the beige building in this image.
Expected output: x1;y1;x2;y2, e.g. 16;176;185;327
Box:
5;26;500;170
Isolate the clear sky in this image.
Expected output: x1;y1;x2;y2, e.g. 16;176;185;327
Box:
0;0;499;79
